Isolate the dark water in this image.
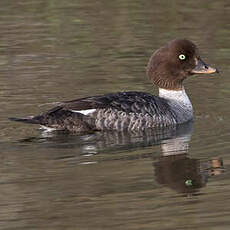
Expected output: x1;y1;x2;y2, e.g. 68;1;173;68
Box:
0;0;230;229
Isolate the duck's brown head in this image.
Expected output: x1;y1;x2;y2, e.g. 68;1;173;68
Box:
146;39;218;90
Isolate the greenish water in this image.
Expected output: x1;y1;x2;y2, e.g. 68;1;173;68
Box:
0;0;229;229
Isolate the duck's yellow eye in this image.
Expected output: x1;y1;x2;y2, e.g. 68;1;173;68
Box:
179;54;186;60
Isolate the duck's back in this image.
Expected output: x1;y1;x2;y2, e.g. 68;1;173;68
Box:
17;91;177;132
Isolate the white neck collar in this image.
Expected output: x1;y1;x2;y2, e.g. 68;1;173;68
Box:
159;87;190;103
158;87;193;123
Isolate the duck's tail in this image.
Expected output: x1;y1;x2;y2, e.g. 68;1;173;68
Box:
8;116;41;124
9;108;98;132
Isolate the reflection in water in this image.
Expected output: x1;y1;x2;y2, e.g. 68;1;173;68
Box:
21;121;224;195
82;121;194;154
79;121;224;195
1;121;226;230
155;154;224;194
147;122;225;194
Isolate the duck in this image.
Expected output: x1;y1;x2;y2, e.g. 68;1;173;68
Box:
9;39;218;132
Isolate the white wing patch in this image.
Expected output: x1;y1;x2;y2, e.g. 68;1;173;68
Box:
70;108;96;115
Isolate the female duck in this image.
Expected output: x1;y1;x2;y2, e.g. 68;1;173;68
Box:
9;39;218;132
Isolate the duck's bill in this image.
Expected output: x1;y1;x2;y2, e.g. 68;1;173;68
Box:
191;58;219;74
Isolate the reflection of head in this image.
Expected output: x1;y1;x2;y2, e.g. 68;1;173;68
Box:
154;154;204;194
153;122;224;195
154;155;224;195
152;121;203;194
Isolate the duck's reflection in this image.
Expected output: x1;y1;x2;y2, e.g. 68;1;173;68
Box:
154;154;223;194
20;121;224;195
150;122;224;194
81;121;193;153
89;121;224;194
